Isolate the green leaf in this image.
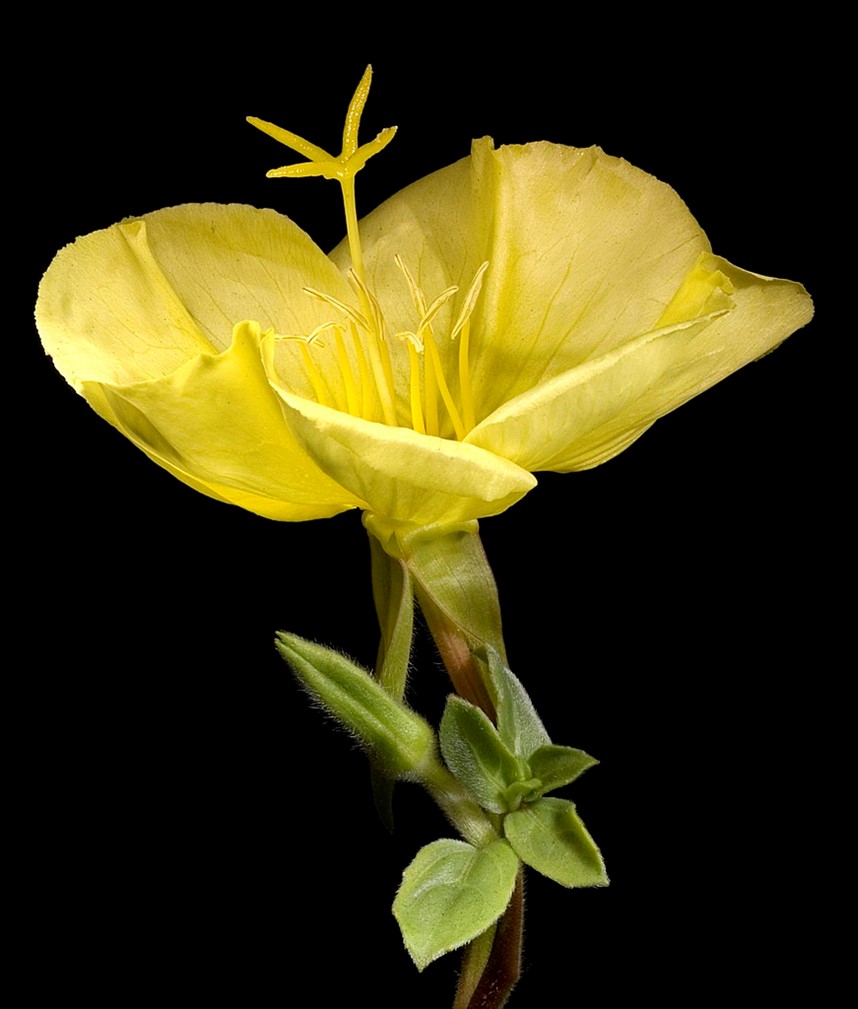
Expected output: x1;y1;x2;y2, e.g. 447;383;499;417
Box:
504;797;607;888
393;838;519;971
528;745;599;796
440;696;524;814
486;647;551;759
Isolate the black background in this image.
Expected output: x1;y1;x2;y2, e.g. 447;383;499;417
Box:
14;20;845;1009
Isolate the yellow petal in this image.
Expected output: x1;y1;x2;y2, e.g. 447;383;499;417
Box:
37;217;214;387
271;388;536;528
38;202;355;382
36;204;367;521
466;257;813;472
122;203;355;352
91;321;362;520
334;138;710;428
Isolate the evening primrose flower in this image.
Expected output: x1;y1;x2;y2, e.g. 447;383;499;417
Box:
36;68;812;540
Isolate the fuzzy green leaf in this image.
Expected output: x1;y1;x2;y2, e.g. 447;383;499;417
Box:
486;647;551;758
528;745;598;796
440;695;524;813
393;838;519;970
504;797;607;888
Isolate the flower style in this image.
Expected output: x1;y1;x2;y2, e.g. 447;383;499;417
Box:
36;69;813;545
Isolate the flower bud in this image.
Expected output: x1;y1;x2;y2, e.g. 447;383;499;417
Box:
275;632;436;779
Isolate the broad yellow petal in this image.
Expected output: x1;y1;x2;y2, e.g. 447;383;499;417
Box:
116;203;354;352
37;203;367;520
38;202;356;388
334;138;709;428
37;217;214;387
466;258;813;472
90;322;361;520
272;388;536;528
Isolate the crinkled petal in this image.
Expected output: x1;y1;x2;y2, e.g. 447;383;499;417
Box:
466;258;813;471
90;322;362;521
38;202;355;384
272;388;536;527
37;217;214;387
36;203;366;519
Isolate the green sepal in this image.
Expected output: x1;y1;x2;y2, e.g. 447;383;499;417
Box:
369;535;416;829
486;647;551;759
369;533;414;703
504;797;607;889
528;745;599;796
370;521;507;667
275;632;436;780
376;519;506;715
440;696;524;814
393;838;519;971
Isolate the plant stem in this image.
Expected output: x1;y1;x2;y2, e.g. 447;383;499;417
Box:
419;760;497;850
455;870;524;1009
454;923;496;1009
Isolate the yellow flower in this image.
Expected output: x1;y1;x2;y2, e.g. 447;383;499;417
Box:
36;69;812;541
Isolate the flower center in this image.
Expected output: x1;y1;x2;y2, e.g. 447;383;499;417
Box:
281;256;488;439
249;65;486;441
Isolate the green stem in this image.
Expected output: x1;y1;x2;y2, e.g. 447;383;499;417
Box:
419;759;497;850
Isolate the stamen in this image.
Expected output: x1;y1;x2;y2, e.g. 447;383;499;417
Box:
424;333;465;441
300;339;332;408
395;255;429;317
424;338;439;436
458;319;475;434
348;270;398;426
418;286;459;333
397;333;426;434
395;256;466;439
304;287;371;333
348;320;374;421
334;326;360;417
450;262;490;340
275;327;336;407
451;262;489;436
416;284;465;439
